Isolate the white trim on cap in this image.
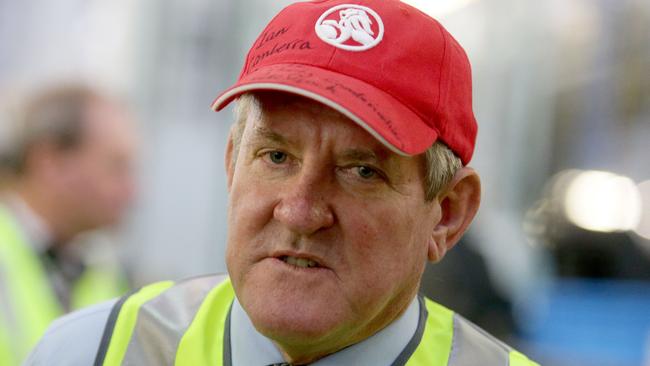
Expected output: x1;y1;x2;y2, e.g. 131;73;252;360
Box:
212;83;410;157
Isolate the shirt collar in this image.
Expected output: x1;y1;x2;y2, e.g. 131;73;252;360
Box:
230;295;420;366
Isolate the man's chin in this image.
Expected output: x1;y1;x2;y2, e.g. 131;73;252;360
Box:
241;286;348;344
252;311;347;357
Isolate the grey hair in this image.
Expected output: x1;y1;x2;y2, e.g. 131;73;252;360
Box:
230;93;462;201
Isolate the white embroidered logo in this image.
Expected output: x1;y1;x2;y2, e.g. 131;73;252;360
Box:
315;4;384;51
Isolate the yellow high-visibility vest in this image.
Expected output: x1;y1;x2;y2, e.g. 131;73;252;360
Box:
0;206;128;365
95;275;538;366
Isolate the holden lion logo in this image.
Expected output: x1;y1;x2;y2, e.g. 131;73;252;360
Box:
315;4;384;51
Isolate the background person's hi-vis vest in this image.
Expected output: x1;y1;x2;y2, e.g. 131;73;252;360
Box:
0;206;127;365
94;275;539;366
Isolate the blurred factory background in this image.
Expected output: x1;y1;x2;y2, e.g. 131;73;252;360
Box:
0;0;648;365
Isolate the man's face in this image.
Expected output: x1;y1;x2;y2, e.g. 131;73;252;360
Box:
58;98;137;230
226;94;442;358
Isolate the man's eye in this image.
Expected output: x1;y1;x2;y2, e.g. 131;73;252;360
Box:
268;151;287;164
356;166;377;179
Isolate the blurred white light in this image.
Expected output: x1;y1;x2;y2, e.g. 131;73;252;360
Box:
634;180;650;240
563;171;642;233
402;0;477;18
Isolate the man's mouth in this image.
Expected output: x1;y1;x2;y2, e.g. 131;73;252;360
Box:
279;255;320;268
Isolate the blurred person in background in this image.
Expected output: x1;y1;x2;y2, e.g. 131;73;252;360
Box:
0;84;136;365
26;1;538;365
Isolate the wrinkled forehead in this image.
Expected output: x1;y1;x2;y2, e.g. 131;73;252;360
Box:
242;92;382;149
240;92;425;173
254;91;348;122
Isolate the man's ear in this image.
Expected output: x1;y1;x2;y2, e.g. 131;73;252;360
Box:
224;130;235;191
428;167;481;262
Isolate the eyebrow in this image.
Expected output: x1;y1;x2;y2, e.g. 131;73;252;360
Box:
248;125;291;146
339;148;383;164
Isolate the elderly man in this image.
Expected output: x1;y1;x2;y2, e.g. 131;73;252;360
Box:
0;85;135;365
26;1;538;365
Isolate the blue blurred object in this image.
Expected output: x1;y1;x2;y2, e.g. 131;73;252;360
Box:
519;279;650;366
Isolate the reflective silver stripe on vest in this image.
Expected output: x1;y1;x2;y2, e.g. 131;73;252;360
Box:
448;314;511;366
121;274;228;365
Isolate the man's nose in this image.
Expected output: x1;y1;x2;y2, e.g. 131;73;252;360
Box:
273;174;335;235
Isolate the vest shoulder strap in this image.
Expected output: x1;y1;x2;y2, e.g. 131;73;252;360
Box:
448;312;511;365
407;298;539;366
449;314;538;366
95;274;230;366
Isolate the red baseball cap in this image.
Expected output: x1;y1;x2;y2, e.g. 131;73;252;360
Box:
212;0;477;164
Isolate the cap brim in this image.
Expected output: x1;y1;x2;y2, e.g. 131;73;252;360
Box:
212;63;437;156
